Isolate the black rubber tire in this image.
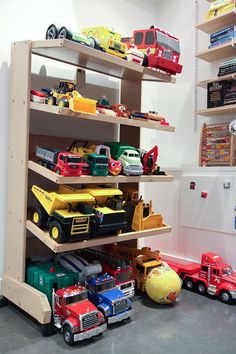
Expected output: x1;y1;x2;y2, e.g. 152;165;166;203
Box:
142;54;148;67
0;296;9;307
47;96;56;106
45;24;59;40
58;26;72;40
57;98;69;108
183;277;195;291
219;290;232;304
63;326;74;346
88;36;100;50
49;220;66;243
41;323;56;336
196;281;207;295
31;206;48;228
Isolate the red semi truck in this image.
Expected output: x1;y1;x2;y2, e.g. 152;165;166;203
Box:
163;252;236;304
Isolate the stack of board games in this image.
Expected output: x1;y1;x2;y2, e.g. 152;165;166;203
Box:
218;58;236;76
208;25;236;48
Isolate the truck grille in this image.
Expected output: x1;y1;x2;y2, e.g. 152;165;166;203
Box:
163;50;172;60
71;217;89;234
81;311;99;330
113;299;128;314
129;165;142;171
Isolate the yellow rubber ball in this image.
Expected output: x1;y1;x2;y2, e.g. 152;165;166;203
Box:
145;262;182;304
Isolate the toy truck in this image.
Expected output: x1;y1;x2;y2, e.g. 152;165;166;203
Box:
79;248;135;298
56;254;133;324
31;185;96;243
36;146;83;176
110;246;162;292
27;262;106;345
127;26;182;75
59;185;127;235
94;144;122;176
42;80;96;114
163;252;236;304
104;142;143;176
81;26;127;59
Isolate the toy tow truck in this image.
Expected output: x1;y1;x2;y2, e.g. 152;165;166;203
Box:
163;252;236;304
27;262;106;345
36;146;83;176
79;248;135;298
56;254;133;324
110;246;162;292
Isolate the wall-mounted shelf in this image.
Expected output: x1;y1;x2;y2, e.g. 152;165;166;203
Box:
28;160;173;184
32;39;176;83
197;104;236;116
195;40;236;62
30;102;176;132
197;73;236;88
196;9;236;34
26;221;172;253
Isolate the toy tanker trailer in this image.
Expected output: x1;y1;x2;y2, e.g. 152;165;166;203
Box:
26;262;106;345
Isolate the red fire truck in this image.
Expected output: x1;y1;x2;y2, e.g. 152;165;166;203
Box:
163;252;236;304
79;248;135;298
122;26;182;75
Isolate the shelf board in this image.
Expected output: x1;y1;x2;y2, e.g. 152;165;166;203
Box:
28;160;173;184
30;101;175;132
195;40;236;62
26;220;172;253
196;9;236;34
197;104;236;116
31;39;176;83
197;73;236;88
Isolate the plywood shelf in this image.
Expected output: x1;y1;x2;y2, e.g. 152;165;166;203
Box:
196;10;236;34
30;102;176;132
197;104;236;116
197;73;236;88
26;220;172;253
195;40;236;62
31;39;176;83
28;160;173;184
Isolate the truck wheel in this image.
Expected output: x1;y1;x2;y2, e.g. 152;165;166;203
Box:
58;26;72;40
57;98;69;108
47;96;56;106
63;326;74;346
88;36;100;50
219;290;232;304
41;323;56;336
196;282;207;295
49;221;66;243
0;296;9;307
32;206;48;228
45;24;59;39
183;277;194;291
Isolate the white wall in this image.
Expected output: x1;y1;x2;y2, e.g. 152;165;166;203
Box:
0;0;161;277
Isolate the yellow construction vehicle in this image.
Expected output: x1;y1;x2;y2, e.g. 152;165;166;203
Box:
132;198;163;231
45;80;96;114
111;246;162;292
31;185;95;243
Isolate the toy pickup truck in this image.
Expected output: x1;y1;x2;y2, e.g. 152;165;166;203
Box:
27;262;106;345
105;142;143;176
56;254;133;324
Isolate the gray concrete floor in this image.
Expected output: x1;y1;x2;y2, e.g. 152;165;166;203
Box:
0;290;236;354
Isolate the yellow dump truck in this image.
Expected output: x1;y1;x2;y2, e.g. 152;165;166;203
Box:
59;185;127;235
111;246;162;292
31;185;95;243
81;26;127;59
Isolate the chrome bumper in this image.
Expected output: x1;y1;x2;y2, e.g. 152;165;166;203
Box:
74;323;107;342
108;309;133;324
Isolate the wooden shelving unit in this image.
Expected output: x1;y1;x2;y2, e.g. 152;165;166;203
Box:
197;73;236;88
196;9;236;34
196;40;236;62
197;104;236;116
2;39;175;325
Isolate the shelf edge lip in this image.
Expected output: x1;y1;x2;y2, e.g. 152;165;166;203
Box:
195;10;236;34
28;160;174;184
29;101;176;132
196;104;236;115
197;73;236;87
195;40;236;61
26;220;172;253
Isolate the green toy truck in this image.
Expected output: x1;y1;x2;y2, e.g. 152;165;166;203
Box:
104;142;143;176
